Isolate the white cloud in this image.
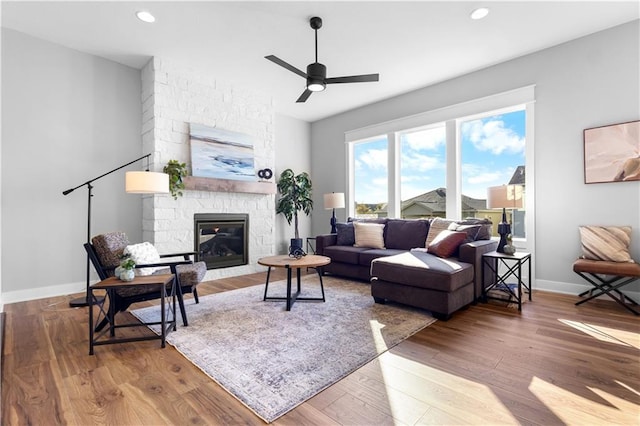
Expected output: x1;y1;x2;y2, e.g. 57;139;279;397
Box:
401;152;444;172
358;148;387;170
463;118;524;155
402;127;446;151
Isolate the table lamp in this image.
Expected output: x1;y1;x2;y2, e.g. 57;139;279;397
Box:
324;192;345;234
487;184;524;253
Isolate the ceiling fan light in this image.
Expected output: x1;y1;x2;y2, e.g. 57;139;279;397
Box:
308;81;326;92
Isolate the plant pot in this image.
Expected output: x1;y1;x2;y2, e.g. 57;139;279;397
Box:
289;238;304;257
119;269;135;281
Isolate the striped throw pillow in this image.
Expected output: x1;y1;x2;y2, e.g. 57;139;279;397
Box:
353;222;386;249
579;225;633;262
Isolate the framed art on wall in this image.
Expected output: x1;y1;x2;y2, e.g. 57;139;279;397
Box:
190;123;256;181
583;120;640;184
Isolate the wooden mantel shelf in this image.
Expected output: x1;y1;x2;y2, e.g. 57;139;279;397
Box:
183;176;276;195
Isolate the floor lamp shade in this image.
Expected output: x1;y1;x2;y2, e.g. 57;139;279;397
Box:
125;171;170;194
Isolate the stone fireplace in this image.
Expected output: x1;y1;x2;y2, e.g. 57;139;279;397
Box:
195;213;248;270
140;58;276;281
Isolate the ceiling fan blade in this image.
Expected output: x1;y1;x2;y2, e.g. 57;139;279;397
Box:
296;89;313;103
265;55;307;79
325;73;380;84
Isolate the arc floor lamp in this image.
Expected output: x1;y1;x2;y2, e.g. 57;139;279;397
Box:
63;153;169;307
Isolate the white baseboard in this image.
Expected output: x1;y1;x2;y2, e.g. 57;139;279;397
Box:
1;280;92;306
535;279;640;301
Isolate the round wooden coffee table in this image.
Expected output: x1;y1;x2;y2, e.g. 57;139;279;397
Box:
258;254;331;311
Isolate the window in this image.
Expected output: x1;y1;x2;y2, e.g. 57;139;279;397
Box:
399;125;446;219
460;108;526;237
346;86;534;245
352;136;388;218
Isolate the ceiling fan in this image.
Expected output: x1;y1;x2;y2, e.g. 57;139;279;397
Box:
265;16;380;103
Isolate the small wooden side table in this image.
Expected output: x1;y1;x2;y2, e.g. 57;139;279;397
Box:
258;254;331;311
482;251;532;311
88;274;176;355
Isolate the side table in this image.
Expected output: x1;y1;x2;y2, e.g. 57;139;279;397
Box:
88;274;176;355
482;251;532;311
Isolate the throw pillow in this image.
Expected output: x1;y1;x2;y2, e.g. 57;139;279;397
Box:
353;222;386;249
579;225;633;262
124;242;161;276
456;218;493;240
335;222;355;246
427;230;467;258
425;217;456;246
448;223;483;244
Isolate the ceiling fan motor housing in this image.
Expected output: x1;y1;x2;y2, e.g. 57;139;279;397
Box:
306;62;326;91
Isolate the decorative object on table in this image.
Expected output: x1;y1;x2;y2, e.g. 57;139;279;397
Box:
257;168;273;180
323;192;345;234
118;257;136;281
163;159;188;199
190;123;256;181
265;16;379;103
583;120;640;184
62;153;169;307
503;234;516;255
276;168;313;256
487;184;524;253
131;275;435;423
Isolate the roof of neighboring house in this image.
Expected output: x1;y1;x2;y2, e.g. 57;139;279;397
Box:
509;166;526;185
400;187;487;213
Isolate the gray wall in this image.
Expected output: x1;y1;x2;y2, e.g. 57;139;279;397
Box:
1;29;143;302
274;113;312;254
310;21;640;294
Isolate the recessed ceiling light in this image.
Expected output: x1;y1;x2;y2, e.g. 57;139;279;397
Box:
470;7;489;20
136;10;156;23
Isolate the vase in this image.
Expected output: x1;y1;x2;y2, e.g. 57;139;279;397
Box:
503;244;516;255
114;266;124;278
119;269;135;281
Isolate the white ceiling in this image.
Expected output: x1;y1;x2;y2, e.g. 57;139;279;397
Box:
2;1;639;122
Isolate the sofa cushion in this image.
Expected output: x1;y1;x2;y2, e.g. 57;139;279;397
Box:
358;248;406;267
428;230;468;258
385;219;430;250
579;225;633;262
323;245;370;265
371;251;473;292
425;217;457;246
354;222;386;249
335;222;355;245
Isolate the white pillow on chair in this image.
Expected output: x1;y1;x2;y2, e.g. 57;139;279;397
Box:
124;242;161;275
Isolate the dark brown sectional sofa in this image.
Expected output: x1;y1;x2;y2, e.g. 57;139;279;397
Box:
315;217;498;320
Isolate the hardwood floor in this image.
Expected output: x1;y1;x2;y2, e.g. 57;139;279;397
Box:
2;270;639;425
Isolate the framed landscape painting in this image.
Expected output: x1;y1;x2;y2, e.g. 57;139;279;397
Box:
583;120;640;184
190;123;256;181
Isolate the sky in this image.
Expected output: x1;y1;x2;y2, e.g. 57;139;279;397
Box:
353;109;526;204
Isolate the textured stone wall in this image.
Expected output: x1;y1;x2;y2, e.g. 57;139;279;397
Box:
141;58;275;280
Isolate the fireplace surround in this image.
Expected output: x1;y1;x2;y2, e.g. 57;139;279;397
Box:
194;213;249;270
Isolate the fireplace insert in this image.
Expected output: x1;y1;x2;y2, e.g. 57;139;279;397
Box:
194;213;249;270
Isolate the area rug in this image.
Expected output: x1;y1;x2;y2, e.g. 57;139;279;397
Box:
131;276;435;423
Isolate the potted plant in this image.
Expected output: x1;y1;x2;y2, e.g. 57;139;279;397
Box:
276;168;313;255
163;160;188;200
115;256;136;281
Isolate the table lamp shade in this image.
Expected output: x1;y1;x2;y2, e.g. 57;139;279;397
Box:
324;192;345;209
487;185;524;209
125;171;170;194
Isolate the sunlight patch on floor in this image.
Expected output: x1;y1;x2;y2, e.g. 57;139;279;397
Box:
559;319;640;349
377;351;519;425
529;376;640;424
